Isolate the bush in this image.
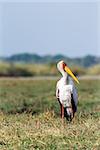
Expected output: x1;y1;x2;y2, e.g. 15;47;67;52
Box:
0;63;34;77
8;67;33;77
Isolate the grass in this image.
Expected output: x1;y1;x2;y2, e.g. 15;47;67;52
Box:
0;78;100;149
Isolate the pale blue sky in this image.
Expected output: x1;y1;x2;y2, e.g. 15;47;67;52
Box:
0;1;99;57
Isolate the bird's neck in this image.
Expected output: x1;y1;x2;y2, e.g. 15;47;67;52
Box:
61;70;68;79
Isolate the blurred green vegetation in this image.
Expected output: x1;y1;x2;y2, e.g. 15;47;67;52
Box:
0;61;100;77
87;64;100;75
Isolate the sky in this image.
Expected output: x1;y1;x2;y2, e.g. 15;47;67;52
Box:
0;0;99;57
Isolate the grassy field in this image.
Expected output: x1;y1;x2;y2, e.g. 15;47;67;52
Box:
0;78;100;150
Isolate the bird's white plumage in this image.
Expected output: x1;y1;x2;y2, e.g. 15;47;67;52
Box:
56;61;78;108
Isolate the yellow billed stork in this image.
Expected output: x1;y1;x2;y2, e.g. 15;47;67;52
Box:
56;60;79;121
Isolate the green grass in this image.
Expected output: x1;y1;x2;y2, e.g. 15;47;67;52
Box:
0;79;100;149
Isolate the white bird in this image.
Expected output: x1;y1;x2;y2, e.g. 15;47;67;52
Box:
56;60;79;121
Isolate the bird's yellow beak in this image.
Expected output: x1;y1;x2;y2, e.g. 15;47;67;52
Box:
64;66;79;84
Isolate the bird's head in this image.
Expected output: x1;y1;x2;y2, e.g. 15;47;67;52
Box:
57;60;79;84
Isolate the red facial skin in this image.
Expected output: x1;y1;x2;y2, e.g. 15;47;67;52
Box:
63;62;67;71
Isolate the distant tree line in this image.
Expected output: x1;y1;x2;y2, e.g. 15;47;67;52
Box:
1;53;100;67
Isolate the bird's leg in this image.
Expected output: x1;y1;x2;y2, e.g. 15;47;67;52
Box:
61;104;64;119
57;98;64;120
61;104;65;126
